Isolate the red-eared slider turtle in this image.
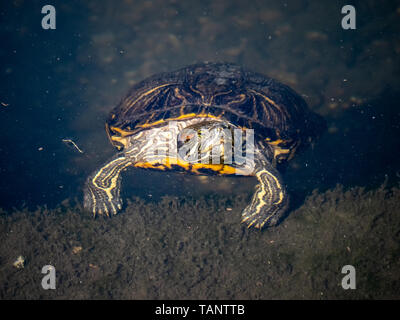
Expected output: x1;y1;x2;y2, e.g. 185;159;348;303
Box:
84;62;325;229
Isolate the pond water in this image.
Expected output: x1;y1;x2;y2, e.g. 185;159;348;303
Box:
0;0;399;300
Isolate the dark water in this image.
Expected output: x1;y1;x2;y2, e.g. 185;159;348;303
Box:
0;0;400;299
1;0;399;211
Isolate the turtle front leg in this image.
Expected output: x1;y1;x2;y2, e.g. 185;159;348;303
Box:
84;155;133;217
242;160;289;229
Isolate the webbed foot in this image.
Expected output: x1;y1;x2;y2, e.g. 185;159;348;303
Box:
242;162;288;229
83;155;132;217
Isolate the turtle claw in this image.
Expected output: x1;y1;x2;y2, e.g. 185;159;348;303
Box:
83;183;123;217
241;203;282;229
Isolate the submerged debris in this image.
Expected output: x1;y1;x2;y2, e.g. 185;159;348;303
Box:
13;256;25;269
72;246;82;254
62;138;84;153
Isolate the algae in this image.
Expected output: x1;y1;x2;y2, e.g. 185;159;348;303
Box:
0;183;399;299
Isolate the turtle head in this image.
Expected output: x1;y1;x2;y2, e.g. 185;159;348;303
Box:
177;121;232;164
177;121;244;165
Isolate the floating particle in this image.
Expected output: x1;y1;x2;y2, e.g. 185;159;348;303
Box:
72;246;82;254
13;256;25;269
62;138;84;153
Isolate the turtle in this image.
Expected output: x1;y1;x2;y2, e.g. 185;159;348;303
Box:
84;62;325;229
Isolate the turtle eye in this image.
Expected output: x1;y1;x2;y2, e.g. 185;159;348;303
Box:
177;128;198;149
178;130;193;142
183;133;195;143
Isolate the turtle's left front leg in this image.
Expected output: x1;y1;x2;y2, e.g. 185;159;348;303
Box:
84;154;133;216
242;159;289;229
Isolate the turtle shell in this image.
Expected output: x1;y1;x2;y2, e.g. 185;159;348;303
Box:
106;62;325;160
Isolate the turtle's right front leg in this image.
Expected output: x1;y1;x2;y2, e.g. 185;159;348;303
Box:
84;155;133;216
